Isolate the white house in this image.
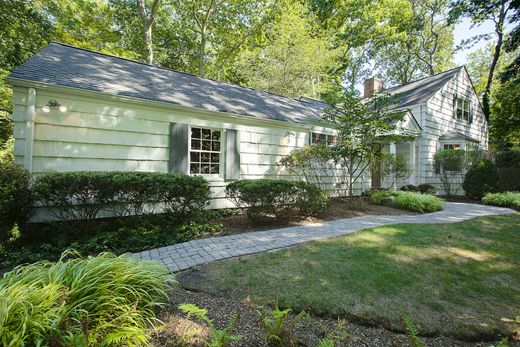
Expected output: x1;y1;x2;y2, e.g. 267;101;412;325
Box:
8;42;487;207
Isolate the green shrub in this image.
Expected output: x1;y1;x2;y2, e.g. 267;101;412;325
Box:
417;183;437;195
394;192;443;213
225;179;329;221
493;150;520;168
400;184;419;192
482;192;520;209
0;162;33;244
32;171;211;224
498;167;520;191
371;191;443;213
0;250;175;346
462;159;503;199
257;306;307;347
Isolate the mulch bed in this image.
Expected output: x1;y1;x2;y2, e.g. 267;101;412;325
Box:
217;197;415;235
152;283;516;347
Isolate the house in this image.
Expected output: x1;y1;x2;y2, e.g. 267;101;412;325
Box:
8;42;487;210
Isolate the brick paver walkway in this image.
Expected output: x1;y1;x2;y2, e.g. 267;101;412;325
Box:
132;202;515;273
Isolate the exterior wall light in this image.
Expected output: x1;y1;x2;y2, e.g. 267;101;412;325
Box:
42;100;67;113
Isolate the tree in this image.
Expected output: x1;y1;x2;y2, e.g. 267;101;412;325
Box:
233;2;338;98
450;0;514;120
136;0;161;64
491;78;520;148
501;0;520;81
323;90;416;199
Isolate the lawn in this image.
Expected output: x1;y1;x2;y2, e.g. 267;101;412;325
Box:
182;214;520;341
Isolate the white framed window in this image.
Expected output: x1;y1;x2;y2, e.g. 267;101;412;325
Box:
443;143;461;150
189;127;221;175
311;132;337;146
454;97;470;122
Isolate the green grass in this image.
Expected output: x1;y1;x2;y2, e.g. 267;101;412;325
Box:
184;214;520;340
0;250;175;346
482;192;520;209
371;191;444;213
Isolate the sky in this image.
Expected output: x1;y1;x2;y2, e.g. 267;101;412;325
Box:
454;18;496;66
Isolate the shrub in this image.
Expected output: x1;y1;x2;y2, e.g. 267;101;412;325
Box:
0;250;175;346
400;184;419;192
0;162;33;244
493;150;520;168
498;167;520;192
433;149;470;196
32;171;211;224
462;159;503;199
226;179;329;220
371;191;443;213
417;183;437;195
482;192;520;209
257;307;307;347
394;192;443;213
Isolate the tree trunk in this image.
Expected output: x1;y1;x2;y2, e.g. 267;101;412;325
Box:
483;2;506;121
144;20;154;64
137;0;160;65
198;31;206;76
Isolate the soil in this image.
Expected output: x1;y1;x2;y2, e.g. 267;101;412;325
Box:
152;281;518;347
217;197;415;235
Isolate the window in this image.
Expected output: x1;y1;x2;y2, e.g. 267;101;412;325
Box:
454;97;470;122
443;143;461;150
189;127;221;175
311;132;336;146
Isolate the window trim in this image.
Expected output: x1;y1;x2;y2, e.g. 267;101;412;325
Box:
311;132;337;146
188;126;223;177
453;96;470;123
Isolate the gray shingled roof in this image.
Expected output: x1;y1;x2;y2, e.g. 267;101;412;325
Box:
8;42;325;125
385;67;463;109
439;131;479;142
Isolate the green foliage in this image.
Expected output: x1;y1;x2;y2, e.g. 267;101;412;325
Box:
316;319;350;347
278;144;333;191
0;162;33;244
401;315;425;347
0;250;175;346
257;306;307;347
462;159;503;199
400;184;420;192
498;167;520;191
433;149;470;196
371;191;444;213
179;303;241;347
493;150;520;168
32;171;211;224
491;79;520;149
380;153;414;189
226;179;329;221
482;192;520;209
418;183;437;195
323;89;417;198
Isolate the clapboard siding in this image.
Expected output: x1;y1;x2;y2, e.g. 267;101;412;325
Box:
416;68;488;194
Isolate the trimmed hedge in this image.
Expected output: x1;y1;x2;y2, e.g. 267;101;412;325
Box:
225;179;329;220
371;191;444;213
462;159;503;199
32;172;211;223
399;184;437;195
482;192;520;209
498;167;520;192
0;163;33;243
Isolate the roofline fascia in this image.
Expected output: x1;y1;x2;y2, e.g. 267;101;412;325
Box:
8;77;329;130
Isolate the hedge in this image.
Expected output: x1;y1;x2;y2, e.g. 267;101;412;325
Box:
225;179;329;220
32;171;211;223
462;159;503;199
0;163;33;243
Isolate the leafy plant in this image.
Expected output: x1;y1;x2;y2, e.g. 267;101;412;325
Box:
400;184;419;192
0;250;175;346
370;190;393;204
380;153;414;189
463;159;503;199
0;162;33;244
371;191;444;213
317;319;350;347
417;183;437;195
433;149;470;196
401;315;424;347
226;179;329;221
257;306;307;346
178;303;241;347
482;192;520;209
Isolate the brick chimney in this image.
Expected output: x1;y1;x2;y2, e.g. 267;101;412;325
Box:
363;77;383;98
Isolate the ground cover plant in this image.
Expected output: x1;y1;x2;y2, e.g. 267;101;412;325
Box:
370;191;444;213
0;250;175;346
482;192;520;209
181;214;520;340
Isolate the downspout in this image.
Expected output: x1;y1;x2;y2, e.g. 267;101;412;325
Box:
24;88;36;172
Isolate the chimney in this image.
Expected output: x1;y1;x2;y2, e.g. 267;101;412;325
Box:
363;77;383;98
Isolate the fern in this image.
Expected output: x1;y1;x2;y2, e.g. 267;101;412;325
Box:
401;315;425;347
257;306;307;346
179;303;241;347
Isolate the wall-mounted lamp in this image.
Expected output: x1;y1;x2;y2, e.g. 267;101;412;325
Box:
285;131;296;138
42;100;67;113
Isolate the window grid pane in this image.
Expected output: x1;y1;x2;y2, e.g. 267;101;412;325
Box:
190;127;221;175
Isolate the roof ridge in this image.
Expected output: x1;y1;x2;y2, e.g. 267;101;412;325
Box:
385;66;464;91
46;41;315;108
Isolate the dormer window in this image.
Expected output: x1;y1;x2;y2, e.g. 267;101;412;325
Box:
454;97;470;122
